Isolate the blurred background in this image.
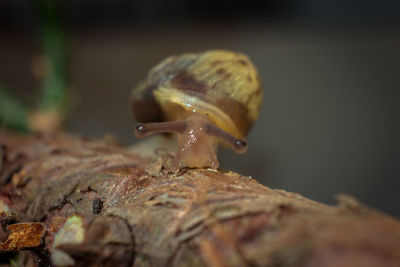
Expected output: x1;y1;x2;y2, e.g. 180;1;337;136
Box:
0;1;399;216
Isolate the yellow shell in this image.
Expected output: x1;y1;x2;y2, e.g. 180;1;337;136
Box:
131;50;263;138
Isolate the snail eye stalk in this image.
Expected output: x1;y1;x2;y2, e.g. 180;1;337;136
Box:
134;121;187;138
205;123;248;154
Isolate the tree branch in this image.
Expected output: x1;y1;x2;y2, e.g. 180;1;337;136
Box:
0;132;399;266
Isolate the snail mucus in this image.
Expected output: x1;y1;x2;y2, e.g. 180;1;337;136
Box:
131;50;263;170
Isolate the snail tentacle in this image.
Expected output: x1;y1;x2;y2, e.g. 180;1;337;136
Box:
134;121;187;138
205;123;248;154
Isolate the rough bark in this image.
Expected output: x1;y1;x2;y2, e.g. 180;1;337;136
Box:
0;132;399;267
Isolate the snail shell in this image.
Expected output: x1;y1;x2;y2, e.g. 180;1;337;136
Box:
131;50;262;138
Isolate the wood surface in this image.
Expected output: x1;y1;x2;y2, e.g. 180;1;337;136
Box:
0;132;399;266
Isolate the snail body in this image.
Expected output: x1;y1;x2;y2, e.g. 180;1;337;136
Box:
131;50;263;170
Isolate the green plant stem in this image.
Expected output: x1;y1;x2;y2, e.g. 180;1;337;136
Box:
0;87;29;132
35;0;67;111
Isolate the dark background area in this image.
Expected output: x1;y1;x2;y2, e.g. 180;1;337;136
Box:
1;1;399;216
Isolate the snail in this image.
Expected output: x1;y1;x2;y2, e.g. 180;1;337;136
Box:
130;50;263;170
